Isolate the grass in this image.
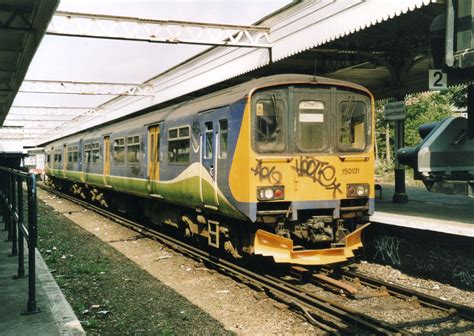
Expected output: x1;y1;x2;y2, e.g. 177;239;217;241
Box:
37;198;231;336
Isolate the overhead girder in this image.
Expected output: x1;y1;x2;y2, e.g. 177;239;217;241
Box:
47;11;271;49
19;80;155;96
6;115;84;122
9;106;102;116
0;133;50;140
0;127;51;135
2;120;65;127
0;4;34;32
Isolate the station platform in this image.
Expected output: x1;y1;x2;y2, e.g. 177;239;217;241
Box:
372;184;474;237
0;229;84;336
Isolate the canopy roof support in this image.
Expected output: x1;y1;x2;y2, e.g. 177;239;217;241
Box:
47;11;271;49
19;80;154;96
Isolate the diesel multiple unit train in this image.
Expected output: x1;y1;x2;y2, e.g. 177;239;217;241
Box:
44;74;375;265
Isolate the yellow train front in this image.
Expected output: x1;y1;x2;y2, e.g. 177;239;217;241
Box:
228;75;374;265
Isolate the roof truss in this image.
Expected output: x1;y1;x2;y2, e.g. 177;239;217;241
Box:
47;11;271;48
19;80;154;96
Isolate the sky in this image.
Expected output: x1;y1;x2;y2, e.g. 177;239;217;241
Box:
13;0;290;108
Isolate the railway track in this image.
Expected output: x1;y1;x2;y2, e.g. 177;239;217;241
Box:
340;269;474;322
38;184;473;334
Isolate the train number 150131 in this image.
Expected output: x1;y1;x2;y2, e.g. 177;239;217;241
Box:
342;168;360;175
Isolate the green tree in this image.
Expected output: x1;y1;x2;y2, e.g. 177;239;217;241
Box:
447;84;468;109
375;91;455;176
404;91;454;147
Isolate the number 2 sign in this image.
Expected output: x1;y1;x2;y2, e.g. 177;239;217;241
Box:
429;69;448;91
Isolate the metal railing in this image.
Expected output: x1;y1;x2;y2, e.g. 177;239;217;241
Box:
0;167;39;314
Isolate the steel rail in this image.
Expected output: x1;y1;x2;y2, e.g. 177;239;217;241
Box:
342;269;474;322
39;184;402;334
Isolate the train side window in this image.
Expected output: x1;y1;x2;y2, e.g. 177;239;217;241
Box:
91;142;100;163
84;144;91;163
168;126;190;163
204;122;213;159
67;146;72;168
219;119;228;159
73;147;78;162
338;100;368;151
127;135;140;163
67;145;79;166
113;138;125;163
54;151;62;164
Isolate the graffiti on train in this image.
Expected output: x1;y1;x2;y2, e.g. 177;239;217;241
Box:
292;156;342;197
251;162;282;185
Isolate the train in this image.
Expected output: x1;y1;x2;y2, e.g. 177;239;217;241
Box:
44;74;375;266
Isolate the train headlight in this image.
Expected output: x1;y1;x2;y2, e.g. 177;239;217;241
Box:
257;186;285;201
347;184;369;197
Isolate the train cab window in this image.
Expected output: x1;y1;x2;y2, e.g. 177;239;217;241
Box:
337;99;368;151
127;135;140;163
254;98;285;152
219;119;228;159
113;138;125;163
204;122;213;159
296;100;326;151
91;142;100;163
168;126;190;163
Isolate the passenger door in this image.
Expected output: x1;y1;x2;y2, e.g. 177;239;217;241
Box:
148;126;160;184
63;144;67;178
201;120;219;209
103;136;111;185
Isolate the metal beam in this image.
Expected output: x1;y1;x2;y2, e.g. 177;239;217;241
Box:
47;11;271;48
0;64;17;72
0;41;24;52
0;133;51;140
0;4;34;32
19;80;154;96
0;128;52;134
9;106;102;116
5;115;84;122
3;119;73;127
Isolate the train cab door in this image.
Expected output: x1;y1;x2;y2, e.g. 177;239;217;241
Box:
292;87;331;154
103;136;111;185
147;126;160;188
200;120;219;210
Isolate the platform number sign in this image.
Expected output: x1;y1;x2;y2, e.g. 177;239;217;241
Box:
429;70;447;91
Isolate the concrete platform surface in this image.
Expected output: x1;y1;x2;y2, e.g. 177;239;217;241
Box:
0;229;84;336
372;184;474;237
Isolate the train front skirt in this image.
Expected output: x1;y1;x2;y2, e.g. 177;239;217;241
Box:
253;223;370;265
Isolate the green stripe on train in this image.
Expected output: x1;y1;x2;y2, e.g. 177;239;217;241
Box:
47;169;245;220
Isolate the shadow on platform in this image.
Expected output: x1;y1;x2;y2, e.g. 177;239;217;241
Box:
0;229;84;335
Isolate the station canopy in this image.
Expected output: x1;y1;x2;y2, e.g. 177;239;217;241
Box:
1;0;470;148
